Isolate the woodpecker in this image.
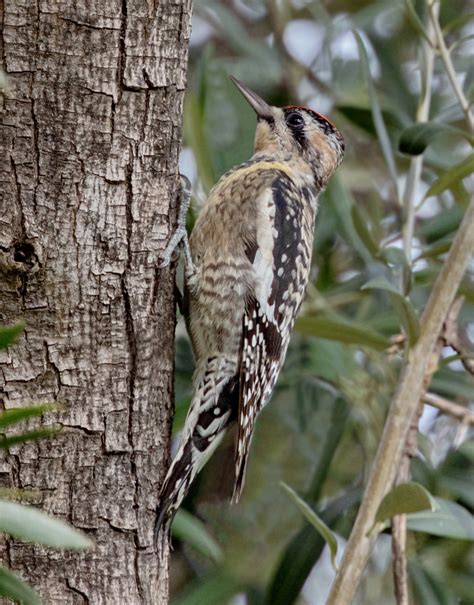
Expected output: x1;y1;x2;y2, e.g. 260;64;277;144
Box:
155;77;345;543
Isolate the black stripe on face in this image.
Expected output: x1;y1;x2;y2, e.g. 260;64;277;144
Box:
258;115;275;128
284;109;307;148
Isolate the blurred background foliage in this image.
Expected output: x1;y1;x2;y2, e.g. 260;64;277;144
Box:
171;0;474;603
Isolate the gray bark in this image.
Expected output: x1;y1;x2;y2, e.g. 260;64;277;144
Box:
0;1;191;603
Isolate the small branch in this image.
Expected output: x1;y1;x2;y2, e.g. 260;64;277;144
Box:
392;513;409;605
391;445;417;605
402;5;438;259
427;0;474;134
440;296;474;375
326;197;474;605
391;326;443;605
424;392;474;425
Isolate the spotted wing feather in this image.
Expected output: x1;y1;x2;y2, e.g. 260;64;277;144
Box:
233;174;316;500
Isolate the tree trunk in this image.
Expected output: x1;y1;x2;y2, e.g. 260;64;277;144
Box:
0;1;191;603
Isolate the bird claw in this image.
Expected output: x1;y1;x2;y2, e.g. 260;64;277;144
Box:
159;228;186;268
159;174;193;269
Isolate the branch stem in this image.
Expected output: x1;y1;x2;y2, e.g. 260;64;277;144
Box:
402;4;437;259
424;392;474;425
326;197;474;605
427;0;474;134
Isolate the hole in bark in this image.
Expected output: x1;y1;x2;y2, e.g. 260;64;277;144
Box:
13;242;35;265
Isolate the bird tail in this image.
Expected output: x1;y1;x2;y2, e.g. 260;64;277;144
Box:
154;362;240;548
154;439;196;546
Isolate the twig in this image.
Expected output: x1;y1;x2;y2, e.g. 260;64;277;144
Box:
424;392;474;425
402;4;438;259
391;322;444;605
390;298;471;603
326;196;474;605
440;296;474;376
392;513;409;605
391;410;420;605
427;0;474;134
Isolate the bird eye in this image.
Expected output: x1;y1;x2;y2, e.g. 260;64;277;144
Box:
286;112;305;129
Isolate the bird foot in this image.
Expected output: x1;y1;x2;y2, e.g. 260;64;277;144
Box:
159;174;194;271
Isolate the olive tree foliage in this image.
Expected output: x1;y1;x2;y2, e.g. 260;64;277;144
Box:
165;1;474;604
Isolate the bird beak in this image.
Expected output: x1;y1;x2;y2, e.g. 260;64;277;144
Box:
230;76;274;122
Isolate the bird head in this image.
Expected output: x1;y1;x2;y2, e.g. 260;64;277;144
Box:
231;76;345;188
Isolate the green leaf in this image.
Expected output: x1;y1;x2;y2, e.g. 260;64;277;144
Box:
404;0;432;45
354;30;398;192
171;509;223;563
424;154;474;199
0;427;61;449
323;175;372;262
419;238;453;259
0;405;59;430
439;473;474;509
0;323;25;350
0;567;40;605
431;368;474;400
306;397;350;502
351;205;379;257
295;315;390;351
418;205;463;243
409;561;454;605
443;12;474;34
399;122;472;156
377;246;409;268
172;573;241;605
375;482;435;526
337;105;402;138
172;396;192;435
0;488;42;503
361;277;420;345
280;482;338;570
407;498;474;540
265;489;361;605
0;501;93;548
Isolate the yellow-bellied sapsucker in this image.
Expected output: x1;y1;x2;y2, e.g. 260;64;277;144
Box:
155;77;345;542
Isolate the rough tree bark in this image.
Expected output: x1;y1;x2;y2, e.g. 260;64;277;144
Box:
0;1;192;603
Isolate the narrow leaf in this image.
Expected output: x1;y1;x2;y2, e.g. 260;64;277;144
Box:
0;427;61;450
307;397;349;502
295;315;390;351
0;488;42;503
0;323;25;350
172;509;223;563
377;246;409;268
265;489;361;605
362;277;420;345
404;0;432;45
172;573;241;605
443;12;474;34
407;497;474;540
0;567;40;605
281;482;338;570
354;30;398;191
375;482;435;525
0;501;93;549
351;205;379;257
0;405;59;430
399;122;472;156
418;205;463;243
425;154;474;199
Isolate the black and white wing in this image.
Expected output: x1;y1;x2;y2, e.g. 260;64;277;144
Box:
233;173;316;500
